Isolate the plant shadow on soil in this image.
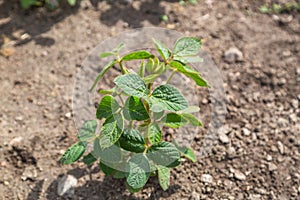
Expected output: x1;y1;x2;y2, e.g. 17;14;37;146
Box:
26;167;181;199
0;0;82;47
98;0;179;28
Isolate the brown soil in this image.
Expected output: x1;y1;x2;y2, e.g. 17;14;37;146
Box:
0;0;299;199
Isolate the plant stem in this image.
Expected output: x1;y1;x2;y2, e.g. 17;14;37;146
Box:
166;69;177;84
119;61;126;74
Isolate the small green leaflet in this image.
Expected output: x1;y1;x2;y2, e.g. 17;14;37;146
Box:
147;142;180;167
21;0;39;9
173;56;203;63
162;113;188;128
181;113;202;127
89;60;117;92
169;61;208;87
100;52;115;58
67;0;76;6
173;37;202;57
126;154;150;189
122;50;154;61
114;74;149;98
143;74;160;84
147;123;162;145
179;106;200;114
99;114;124;149
178;146;197;162
123;96;149;121
77;120;97;142
138;61;145;77
99;161;115;175
119;129;146;153
150;84;188;112
61;142;86;165
96;95;120;120
157;165;171;191
152;38;171;60
82;153;97;165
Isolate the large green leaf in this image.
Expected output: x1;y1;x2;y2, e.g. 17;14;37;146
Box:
147;123;162;145
123;96;149;121
89;60;117;92
157;166;171;191
169;61;208;87
78;120;97;142
126;154;150;189
61;142;86;165
114;74;149;98
93;138;122;163
147;142;180;167
152;38;171;60
122;51;154;61
99;114;124;149
181;113;202;127
96;95;120;120
119;129;146;153
150;84;188;112
162;113;188;128
173;37;202;57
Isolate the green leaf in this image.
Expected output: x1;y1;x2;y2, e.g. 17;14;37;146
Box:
100;52;115;58
178;146;197;162
152;38;171;60
82;153;97;165
93;138;122;163
67;0;76;6
173;37;202;57
98;88;116;95
96;95;120;120
138;61;145;77
147;142;180;167
99;114;124;149
153;111;164;120
126;154;150;189
112;43;125;53
157;166;171;191
89;60;117;92
99;161;115;175
169;61;208;87
113;170;127;179
143;74;160;84
179;106;200;113
174;56;203;63
61;142;86;165
181;113;202;127
162;113;187;128
21;0;38;9
123;96;149;121
119;129;146;153
126;182;142;193
78;120;97;142
148;123;162;145
114;74;148;98
150;84;188;112
167;158;181;168
122;51;154;61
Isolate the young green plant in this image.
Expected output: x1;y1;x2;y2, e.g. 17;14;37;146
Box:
61;36;208;192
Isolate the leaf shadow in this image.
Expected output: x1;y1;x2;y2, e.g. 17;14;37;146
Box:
0;0;81;47
26;166;181;199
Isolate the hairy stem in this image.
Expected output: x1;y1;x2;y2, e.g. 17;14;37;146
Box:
166;69;177;84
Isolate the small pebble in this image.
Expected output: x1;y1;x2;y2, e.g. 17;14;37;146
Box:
224;47;243;63
234;170;246;181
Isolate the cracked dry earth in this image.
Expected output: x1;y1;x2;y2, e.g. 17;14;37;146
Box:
0;0;299;199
